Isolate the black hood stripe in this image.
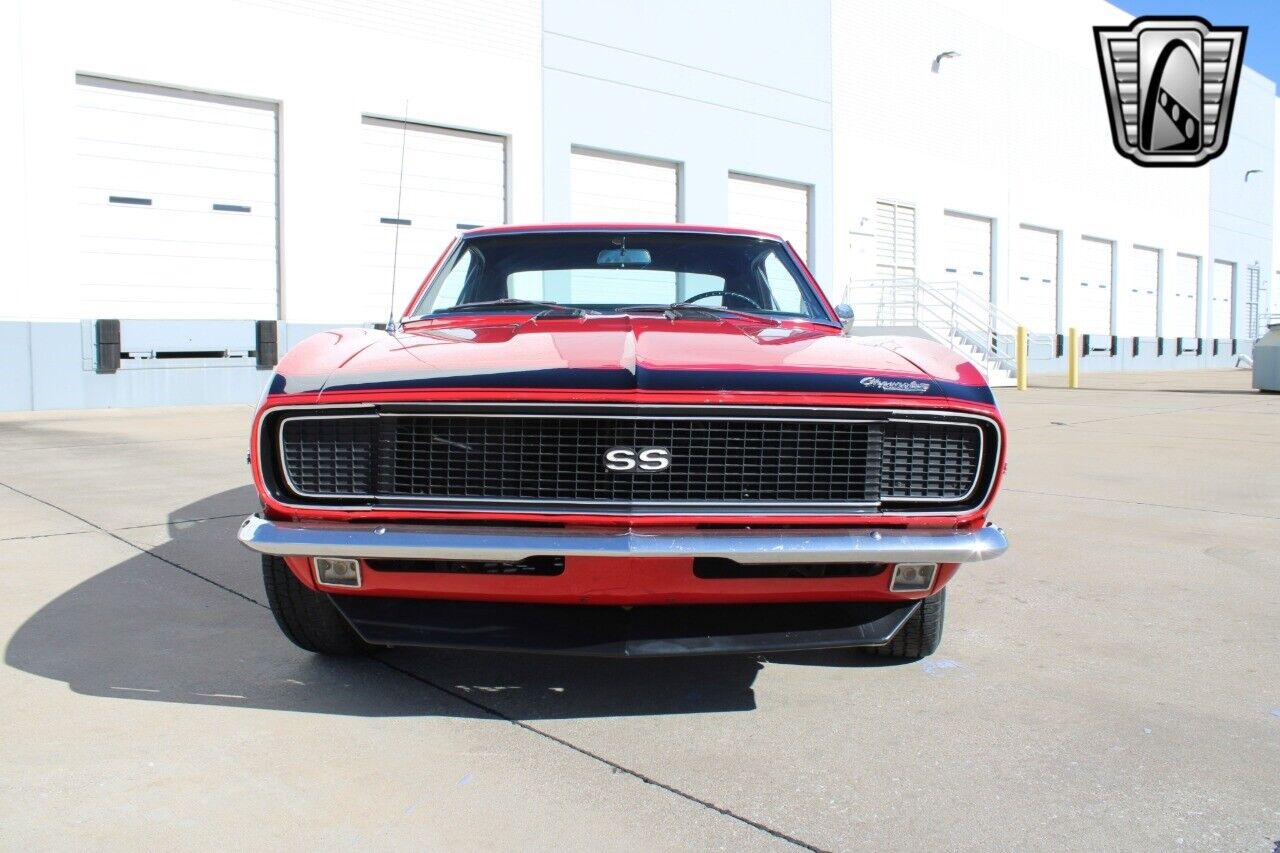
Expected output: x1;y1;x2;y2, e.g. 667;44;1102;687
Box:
271;367;994;405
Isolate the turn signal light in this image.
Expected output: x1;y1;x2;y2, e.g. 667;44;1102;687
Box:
313;557;361;588
890;562;937;592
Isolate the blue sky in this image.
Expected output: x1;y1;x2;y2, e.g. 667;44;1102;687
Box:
1119;2;1280;83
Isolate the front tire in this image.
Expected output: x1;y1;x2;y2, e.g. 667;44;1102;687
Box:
871;588;945;660
261;555;370;655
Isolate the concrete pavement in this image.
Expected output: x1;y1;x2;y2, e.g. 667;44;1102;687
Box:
1;370;1277;851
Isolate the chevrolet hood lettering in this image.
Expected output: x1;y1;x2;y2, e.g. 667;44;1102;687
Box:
859;376;931;394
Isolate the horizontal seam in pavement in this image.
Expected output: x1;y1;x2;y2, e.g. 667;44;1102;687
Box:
9;434;243;451
0;480;821;851
1004;488;1280;520
375;656;822;852
1007;398;1270;430
0;514;250;541
0;480;266;608
1041;428;1280;445
115;513;249;531
0;529;95;543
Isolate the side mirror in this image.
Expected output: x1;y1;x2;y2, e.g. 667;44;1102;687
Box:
836;303;855;335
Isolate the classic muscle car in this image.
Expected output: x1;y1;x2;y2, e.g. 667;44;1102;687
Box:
238;224;1008;659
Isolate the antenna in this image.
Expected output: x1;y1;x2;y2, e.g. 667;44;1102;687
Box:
386;101;410;334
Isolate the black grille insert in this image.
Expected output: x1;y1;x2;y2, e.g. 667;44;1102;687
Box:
365;556;564;576
692;559;887;579
273;409;990;512
383;416;883;503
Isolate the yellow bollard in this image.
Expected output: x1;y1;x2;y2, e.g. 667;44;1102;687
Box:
1016;326;1028;390
1067;327;1080;389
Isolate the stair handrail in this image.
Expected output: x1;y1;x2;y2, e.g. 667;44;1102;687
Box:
846;277;1013;336
843;277;1046;375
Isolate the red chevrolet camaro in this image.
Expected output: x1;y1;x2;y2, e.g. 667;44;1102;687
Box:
238;224;1008;659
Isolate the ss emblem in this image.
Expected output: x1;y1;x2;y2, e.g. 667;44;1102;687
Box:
603;446;671;472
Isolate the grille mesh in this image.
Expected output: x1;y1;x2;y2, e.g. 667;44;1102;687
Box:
280;417;375;496
882;422;980;500
277;412;984;508
384;417;880;503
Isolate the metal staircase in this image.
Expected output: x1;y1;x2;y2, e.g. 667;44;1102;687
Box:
842;278;1045;388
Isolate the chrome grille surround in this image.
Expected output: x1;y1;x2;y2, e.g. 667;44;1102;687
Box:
262;404;999;516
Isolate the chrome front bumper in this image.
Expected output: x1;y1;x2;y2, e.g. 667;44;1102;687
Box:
237;515;1008;565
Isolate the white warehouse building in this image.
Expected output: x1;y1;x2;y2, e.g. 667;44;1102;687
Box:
1;0;1275;409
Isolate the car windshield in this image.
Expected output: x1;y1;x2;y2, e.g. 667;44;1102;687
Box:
408;231;830;322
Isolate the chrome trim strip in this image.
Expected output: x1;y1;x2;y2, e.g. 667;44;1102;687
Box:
257;404;1002;517
460;226;788;239
304;402;964;412
238;515;1009;565
274;411;986;507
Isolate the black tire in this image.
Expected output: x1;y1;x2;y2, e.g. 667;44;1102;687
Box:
870;589;946;660
261;555;370;655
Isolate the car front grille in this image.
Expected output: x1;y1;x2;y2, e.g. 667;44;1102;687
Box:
270;407;993;513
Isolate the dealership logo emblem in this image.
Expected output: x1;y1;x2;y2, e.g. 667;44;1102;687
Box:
1093;16;1247;167
860;376;931;394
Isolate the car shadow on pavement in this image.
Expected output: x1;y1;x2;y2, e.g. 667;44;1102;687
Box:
5;486;782;720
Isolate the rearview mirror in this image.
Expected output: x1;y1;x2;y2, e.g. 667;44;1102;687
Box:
596;247;652;267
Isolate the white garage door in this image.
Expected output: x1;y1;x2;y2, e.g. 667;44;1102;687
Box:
941;212;993;303
75;76;278;320
361;118;505;322
1210;260;1234;339
571;149;678;223
1119;245;1159;337
1068;237;1113;334
727;173;810;263
1012;225;1058;333
1168;253;1199;337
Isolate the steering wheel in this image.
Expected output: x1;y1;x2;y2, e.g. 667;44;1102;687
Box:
682;290;764;310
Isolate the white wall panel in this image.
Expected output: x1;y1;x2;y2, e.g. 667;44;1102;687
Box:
1168;253;1199;337
1012;225;1058;333
9;0;543;324
543;0;832;291
1068;237;1113;334
1120;246;1160;337
1211;260;1235;338
831;2;1216;331
570;149;678;223
727;173;810;263
75;78;278;320
846;230;878;288
359;118;505;322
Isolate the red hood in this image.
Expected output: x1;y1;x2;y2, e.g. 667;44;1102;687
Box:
269;316;991;403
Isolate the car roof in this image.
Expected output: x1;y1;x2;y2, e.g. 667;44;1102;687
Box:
458;222;788;242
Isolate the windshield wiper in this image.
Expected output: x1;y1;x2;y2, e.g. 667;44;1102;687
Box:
431;298;599;317
616;303;781;326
